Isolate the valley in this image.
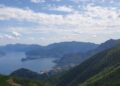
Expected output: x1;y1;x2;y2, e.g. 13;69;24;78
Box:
0;0;120;85
0;39;120;86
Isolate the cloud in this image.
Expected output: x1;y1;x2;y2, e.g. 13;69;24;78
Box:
4;34;15;39
30;0;62;3
71;0;91;3
0;5;65;25
0;35;4;39
0;28;22;40
0;4;120;44
12;31;21;37
30;0;45;3
71;0;116;3
49;6;74;12
0;4;119;27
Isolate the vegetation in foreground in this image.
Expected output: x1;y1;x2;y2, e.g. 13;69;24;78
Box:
0;40;120;86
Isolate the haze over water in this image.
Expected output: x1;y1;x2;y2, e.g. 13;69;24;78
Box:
0;52;57;75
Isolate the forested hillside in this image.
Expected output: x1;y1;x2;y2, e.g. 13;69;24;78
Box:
56;43;120;86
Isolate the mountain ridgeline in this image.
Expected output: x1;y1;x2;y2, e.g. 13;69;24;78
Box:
86;39;120;57
56;40;120;86
79;64;120;86
0;39;120;86
25;41;98;59
56;39;120;67
0;44;41;52
0;42;98;58
10;68;48;80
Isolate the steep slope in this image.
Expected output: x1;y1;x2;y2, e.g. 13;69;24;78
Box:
87;39;120;57
56;39;120;68
56;43;120;86
56;53;86;68
95;39;120;52
79;64;120;86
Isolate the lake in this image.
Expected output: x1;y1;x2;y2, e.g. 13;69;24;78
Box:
0;52;57;75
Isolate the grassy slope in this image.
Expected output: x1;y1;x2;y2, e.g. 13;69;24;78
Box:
1;43;120;86
13;78;51;86
0;75;10;86
79;64;120;86
56;44;120;86
0;75;52;86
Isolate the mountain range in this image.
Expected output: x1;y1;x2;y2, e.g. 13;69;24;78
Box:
56;39;120;68
0;39;120;86
0;41;98;60
25;41;98;59
56;39;120;86
0;44;41;52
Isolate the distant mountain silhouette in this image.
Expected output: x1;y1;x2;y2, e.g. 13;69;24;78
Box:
57;39;120;68
25;41;98;59
56;41;120;86
0;44;41;52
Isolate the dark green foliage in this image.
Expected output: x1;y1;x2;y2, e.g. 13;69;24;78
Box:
80;64;120;86
10;68;47;80
0;75;52;86
13;77;52;86
56;44;120;86
56;39;120;68
0;75;10;86
1;39;120;86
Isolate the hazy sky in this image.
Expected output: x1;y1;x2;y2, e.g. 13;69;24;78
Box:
0;0;120;45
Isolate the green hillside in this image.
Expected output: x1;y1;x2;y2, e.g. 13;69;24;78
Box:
12;78;51;86
0;42;120;86
79;64;120;86
0;75;10;86
0;75;52;86
56;44;120;86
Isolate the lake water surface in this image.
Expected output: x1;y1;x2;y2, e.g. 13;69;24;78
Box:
0;52;57;75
